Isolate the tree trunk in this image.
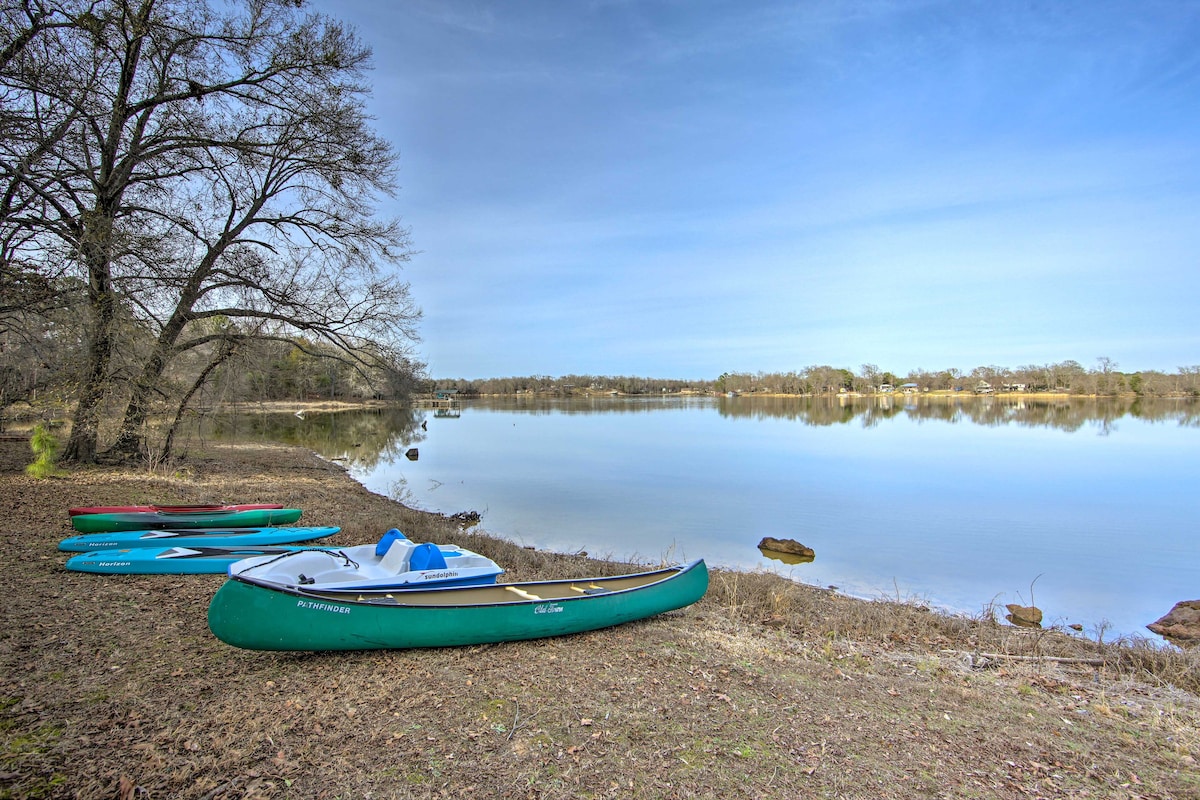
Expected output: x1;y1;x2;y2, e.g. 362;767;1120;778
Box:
60;4;152;463
108;270;209;458
62;212;118;464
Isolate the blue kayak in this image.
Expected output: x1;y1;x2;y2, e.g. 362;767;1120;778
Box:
57;526;340;553
66;545;314;574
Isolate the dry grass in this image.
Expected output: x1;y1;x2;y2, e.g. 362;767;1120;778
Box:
1;438;1198;799
707;567;1200;693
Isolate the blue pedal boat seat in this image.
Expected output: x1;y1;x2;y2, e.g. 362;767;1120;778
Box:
408;542;448;571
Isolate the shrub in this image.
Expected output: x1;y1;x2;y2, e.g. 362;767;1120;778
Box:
25;424;65;479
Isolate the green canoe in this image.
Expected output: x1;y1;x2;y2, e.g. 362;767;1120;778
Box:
208;559;708;651
70;507;302;533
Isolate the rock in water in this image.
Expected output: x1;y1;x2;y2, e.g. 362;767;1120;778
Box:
1147;600;1200;648
757;537;815;558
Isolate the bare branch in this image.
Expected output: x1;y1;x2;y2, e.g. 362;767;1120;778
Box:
2;0;421;460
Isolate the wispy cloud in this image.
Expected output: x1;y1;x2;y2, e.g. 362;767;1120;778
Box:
320;0;1200;377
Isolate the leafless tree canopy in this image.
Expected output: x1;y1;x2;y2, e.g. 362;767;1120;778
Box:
1;0;421;461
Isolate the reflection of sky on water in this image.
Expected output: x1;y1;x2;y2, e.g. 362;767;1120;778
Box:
343;398;1200;641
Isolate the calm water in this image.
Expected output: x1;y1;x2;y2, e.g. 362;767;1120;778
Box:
207;395;1199;641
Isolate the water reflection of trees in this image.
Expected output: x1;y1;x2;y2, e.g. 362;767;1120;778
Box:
197;407;425;470
709;395;1199;433
464;396;713;415
434;395;1198;432
193;396;1199;467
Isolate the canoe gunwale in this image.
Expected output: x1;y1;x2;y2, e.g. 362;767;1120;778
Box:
227;558;705;608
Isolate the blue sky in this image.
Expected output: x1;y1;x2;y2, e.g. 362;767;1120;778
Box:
314;0;1200;380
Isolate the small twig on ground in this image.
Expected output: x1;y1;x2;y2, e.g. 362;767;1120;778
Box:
507;700;539;740
198;778;240;800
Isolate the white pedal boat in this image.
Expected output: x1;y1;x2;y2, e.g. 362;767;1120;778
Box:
227;528;503;592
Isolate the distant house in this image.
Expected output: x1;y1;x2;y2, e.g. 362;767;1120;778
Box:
434;388;459;401
878;384;895;393
974;381;994;394
899;383;919;394
1002;383;1027;392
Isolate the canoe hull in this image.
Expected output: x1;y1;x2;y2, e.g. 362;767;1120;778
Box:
70;507;302;533
208;559;709;651
58;526;339;552
65;545;311;574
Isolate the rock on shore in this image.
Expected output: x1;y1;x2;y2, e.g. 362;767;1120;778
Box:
1147;600;1200;648
757;537;815;558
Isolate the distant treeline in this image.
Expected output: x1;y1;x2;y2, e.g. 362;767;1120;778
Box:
431;360;1200;398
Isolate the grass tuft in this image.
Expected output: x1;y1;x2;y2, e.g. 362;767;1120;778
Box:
23;424;64;479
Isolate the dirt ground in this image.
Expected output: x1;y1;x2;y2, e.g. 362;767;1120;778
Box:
1;437;1198;799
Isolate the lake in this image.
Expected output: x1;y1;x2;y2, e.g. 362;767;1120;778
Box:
208;395;1199;642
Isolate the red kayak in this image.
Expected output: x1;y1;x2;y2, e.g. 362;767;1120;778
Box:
68;503;284;517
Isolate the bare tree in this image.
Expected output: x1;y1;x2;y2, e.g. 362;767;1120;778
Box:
858;363;880;393
1;0;420;461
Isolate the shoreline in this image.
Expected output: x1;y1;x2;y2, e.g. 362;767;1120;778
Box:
1;437;1197;798
0;391;1184;434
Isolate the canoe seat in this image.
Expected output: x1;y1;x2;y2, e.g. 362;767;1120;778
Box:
505;586;542;600
570;584;611;595
408;542;447;571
